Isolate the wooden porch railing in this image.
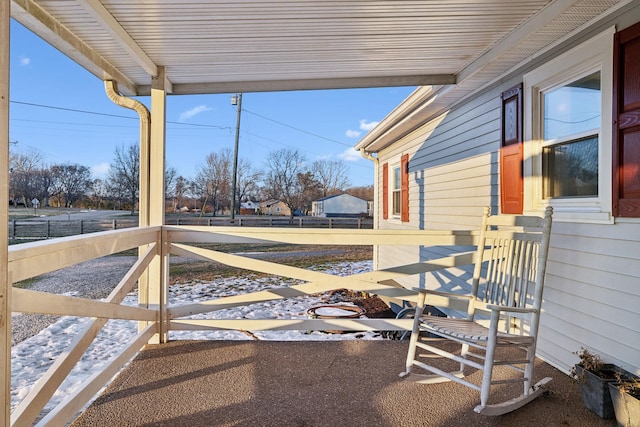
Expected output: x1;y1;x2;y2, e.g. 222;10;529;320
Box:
7;225;477;426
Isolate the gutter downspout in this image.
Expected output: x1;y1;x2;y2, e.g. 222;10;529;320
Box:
104;80;151;227
359;148;380;268
104;80;154;337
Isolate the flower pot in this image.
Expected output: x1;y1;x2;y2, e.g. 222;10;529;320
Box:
609;382;640;427
574;363;619;419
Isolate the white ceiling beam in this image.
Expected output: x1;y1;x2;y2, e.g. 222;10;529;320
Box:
11;0;139;95
78;0;158;77
140;74;456;96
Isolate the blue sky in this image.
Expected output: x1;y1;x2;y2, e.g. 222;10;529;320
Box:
9;20;416;187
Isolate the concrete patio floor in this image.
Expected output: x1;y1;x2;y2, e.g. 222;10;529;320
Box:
71;340;616;427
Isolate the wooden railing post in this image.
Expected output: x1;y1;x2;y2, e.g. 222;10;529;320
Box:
1;4;11;421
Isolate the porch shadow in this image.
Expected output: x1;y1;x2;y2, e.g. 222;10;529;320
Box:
71;340;615;427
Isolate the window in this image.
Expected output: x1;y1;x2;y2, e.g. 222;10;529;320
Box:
542;72;600;199
382;154;409;222
392;166;401;216
523;28;613;223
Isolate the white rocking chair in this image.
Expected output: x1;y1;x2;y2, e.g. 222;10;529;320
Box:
400;206;553;415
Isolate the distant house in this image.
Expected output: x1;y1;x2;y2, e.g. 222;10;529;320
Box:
311;193;368;217
239;201;259;215
258;199;290;216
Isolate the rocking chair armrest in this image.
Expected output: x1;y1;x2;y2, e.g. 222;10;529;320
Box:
486;304;537;314
412;288;474;300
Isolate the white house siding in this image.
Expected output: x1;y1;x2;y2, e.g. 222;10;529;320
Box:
539;220;640;374
376;87;504;294
374;15;640;374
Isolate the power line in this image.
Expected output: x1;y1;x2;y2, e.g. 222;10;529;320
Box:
11;99;353;147
10;100;232;130
10;99;365;166
11;100;137;120
243;108;352;147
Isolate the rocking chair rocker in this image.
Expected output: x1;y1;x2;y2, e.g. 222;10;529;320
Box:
400;206;553;415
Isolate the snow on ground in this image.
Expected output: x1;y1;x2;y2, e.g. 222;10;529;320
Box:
11;260;379;414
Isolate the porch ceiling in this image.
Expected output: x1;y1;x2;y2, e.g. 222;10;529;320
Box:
11;0;561;97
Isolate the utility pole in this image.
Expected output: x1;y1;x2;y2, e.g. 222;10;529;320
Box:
230;93;242;221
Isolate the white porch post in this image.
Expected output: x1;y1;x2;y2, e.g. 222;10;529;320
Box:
1;0;11;423
149;67;168;343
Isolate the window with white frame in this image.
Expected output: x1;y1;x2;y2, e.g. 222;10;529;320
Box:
542;71;600;199
392;165;401;216
523;28;613;223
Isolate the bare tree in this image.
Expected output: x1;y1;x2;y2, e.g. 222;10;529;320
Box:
193;149;232;215
263;148;308;217
31;168;53;207
9;149;45;206
234;158;261;211
108;144;139;214
90;178;108;209
311;159;350;197
48;163;93;207
173;175;191;212
295;171;323;215
346;185;374;202
165;165;177;200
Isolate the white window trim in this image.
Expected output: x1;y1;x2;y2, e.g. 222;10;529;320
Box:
523;27;614;224
390;163;402;220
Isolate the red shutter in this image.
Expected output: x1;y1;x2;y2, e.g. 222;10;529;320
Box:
500;85;523;214
613;23;640;217
401;154;409;222
382;162;389;219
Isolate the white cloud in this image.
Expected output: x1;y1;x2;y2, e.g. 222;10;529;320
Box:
19;56;30;66
179;105;212;122
346;119;379;139
338;147;361;162
359;119;379;131
91;162;110;178
345;129;361;138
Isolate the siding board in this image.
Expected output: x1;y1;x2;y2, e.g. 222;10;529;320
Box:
550;247;640;278
547;263;640;296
